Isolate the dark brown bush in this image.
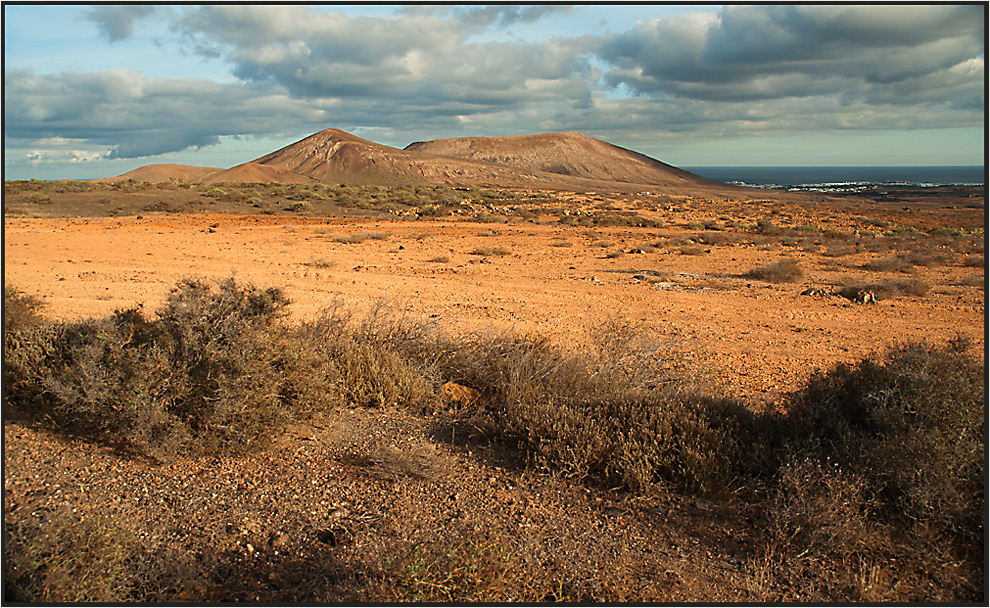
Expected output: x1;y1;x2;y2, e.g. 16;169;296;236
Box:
784;338;984;541
3;286;46;330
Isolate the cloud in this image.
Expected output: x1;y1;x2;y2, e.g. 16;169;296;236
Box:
11;4;984;171
3;68;328;158
596;5;985;104
450;5;575;27
166;6;598;109
83;5;159;42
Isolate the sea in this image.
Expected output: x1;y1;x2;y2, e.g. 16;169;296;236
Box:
684;166;985;190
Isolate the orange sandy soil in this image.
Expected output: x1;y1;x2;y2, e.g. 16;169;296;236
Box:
4;196;984;404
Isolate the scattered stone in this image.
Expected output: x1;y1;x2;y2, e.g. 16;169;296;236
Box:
269;532;290;549
852;290;878;305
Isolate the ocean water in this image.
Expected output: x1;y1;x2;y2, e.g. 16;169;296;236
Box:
685;166;985;189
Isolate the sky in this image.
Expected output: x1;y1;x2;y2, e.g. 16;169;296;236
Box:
3;3;986;180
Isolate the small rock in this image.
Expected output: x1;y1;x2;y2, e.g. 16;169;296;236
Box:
316;526;353;546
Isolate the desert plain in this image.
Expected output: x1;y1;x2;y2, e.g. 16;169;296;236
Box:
3;131;985;602
3;182;984;401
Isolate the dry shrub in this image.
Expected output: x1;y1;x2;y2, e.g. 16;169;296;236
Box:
2;503;205;603
862;252;933;273
755;218;785;235
437;320;765;495
3;279;321;459
469;246;511;256
768;338;985;600
333;231;390;244
785;338;984;534
745;257;804;283
3;286;46;330
822;240;860;258
962;254;984;268
839;279;930;300
304;257;337;268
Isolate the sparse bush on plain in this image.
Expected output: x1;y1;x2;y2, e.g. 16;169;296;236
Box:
304;257;337;268
469;246;511;257
745;257;804;283
3;280;984;602
332;231;390;244
839;278;931;300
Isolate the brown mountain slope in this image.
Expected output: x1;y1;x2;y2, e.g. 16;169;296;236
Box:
250;128;569;189
202;162;319;184
405;132;726;190
250;129;761;196
92;163;221;184
95;129;770;198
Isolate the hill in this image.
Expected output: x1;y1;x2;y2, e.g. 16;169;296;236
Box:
95;129;759;197
92;163;221;184
405;132;727;191
250;128;569;189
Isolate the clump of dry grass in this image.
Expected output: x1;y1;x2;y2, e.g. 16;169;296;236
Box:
468;246;511;256
304;257;337;268
3;286;46;329
333;231;390;244
744;257;804;283
839;279;931;301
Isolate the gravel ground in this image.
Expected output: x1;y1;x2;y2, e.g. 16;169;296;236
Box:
4;406;774;602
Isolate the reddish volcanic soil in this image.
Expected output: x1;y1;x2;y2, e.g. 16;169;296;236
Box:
4;195;984;404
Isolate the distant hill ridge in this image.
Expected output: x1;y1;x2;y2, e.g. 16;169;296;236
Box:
98;128;753;196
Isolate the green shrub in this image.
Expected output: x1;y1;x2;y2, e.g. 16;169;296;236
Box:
201;187;227;198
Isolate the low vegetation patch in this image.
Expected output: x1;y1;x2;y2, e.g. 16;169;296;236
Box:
839;278;931;301
468;246;511;257
3;280;984;602
744;257;804;283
